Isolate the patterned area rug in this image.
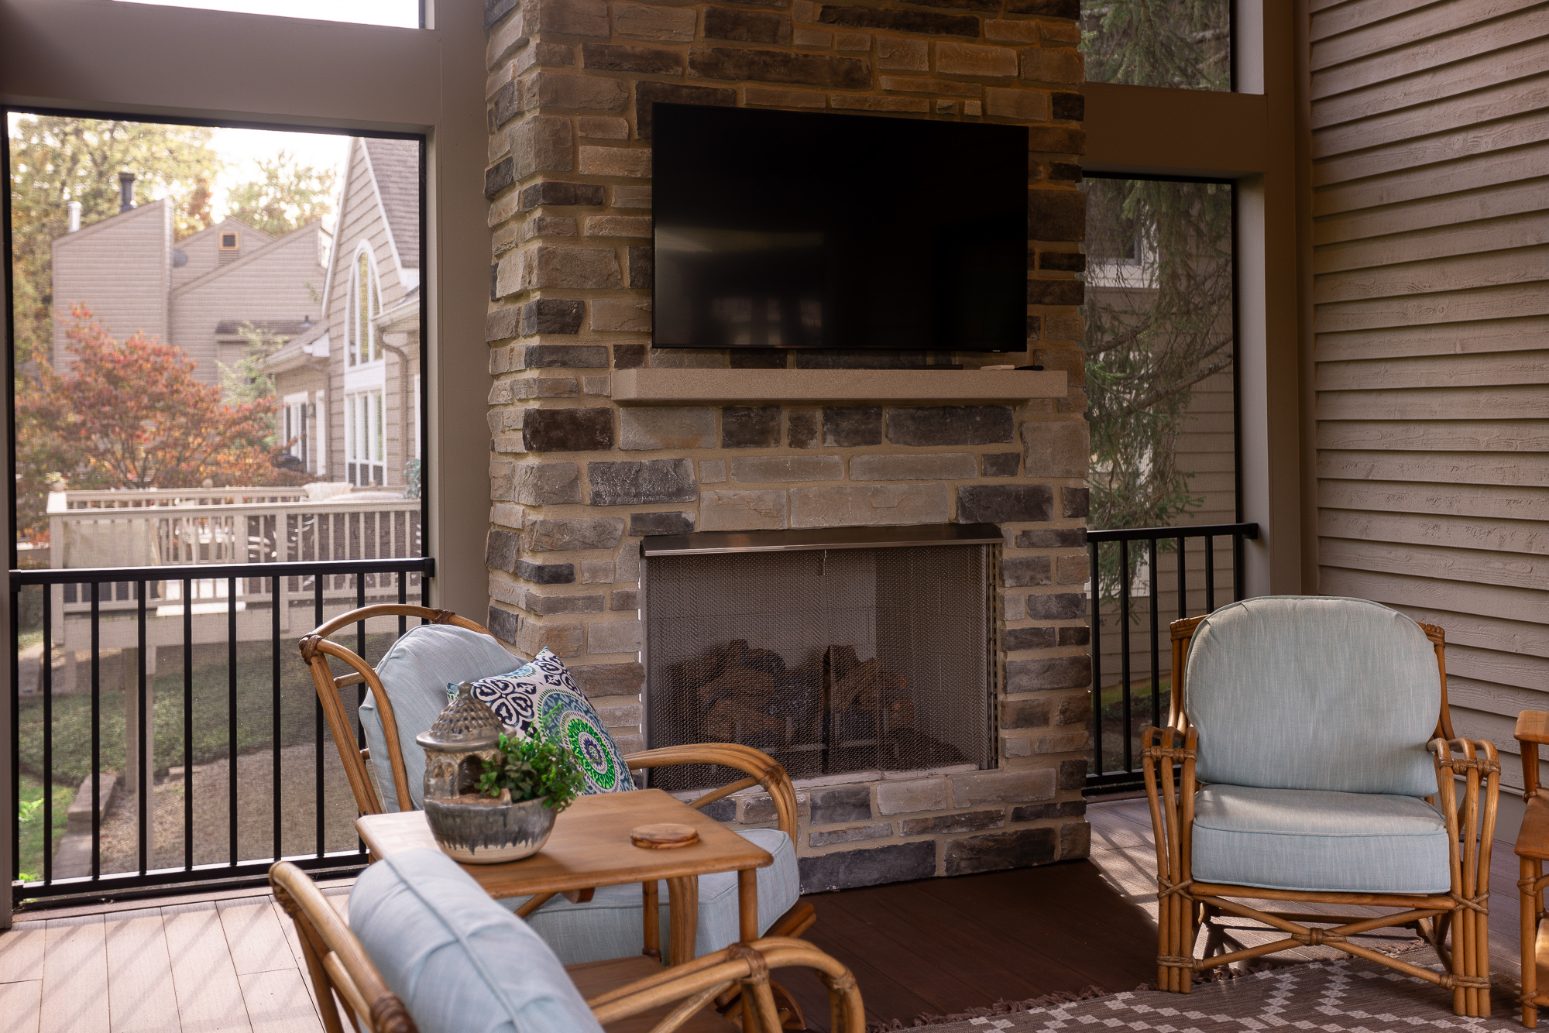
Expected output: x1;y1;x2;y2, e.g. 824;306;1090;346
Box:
892;958;1521;1031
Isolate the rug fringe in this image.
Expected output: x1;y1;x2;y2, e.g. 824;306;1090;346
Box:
864;984;1113;1032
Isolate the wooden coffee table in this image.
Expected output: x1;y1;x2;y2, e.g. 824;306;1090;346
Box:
356;789;772;965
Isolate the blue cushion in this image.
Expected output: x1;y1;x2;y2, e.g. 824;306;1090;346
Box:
518;827;799;965
361;624;522;810
349;849;605;1033
468;648;636;795
1191;783;1450;894
1186;596;1440;796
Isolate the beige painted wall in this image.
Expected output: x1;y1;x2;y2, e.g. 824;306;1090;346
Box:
50;200;172;370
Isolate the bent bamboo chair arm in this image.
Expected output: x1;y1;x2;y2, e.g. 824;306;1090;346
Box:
586;936;864;1033
1430;737;1501;902
298;605;490;817
626;743;799;841
1142;725;1198;892
270;861;417;1033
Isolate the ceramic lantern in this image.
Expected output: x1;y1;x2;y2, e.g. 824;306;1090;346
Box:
416;682;502;804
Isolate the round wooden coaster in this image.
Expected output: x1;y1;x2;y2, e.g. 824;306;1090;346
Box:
630;823;699;849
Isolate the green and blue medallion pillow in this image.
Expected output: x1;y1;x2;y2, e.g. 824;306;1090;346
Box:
466;648;634;795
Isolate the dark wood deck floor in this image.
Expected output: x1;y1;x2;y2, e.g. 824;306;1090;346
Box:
784;796;1528;1030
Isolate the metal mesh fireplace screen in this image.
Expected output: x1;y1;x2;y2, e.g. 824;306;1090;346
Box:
642;531;998;791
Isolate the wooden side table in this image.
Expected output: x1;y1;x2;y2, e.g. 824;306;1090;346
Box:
1516;711;1549;1027
356;788;772;966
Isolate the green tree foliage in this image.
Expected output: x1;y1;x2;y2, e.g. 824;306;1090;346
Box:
1078;1;1235;601
223;152;336;238
219;323;285;408
1083;177;1234;538
1081;0;1231;91
6;114;221;371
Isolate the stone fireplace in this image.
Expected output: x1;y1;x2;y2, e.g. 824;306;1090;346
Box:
483;0;1091;891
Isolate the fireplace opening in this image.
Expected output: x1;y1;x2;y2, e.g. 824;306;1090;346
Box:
641;525;1000;791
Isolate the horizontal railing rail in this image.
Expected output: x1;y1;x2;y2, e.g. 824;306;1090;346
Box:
48;494;421;611
50;487;313;510
1085;521;1259;794
9;555;434;908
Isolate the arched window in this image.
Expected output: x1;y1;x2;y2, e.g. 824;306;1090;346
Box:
347;248;381;366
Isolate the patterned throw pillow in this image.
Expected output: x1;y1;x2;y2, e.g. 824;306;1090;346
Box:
466;648;634;795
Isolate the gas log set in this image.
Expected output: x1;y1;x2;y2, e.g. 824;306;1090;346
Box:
650;638;965;789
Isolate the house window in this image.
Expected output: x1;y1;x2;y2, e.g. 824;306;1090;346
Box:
219;230;240;251
347;249;381;367
282;394;309;469
345;389;385;486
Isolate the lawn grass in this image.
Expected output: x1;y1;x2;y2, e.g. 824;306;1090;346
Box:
16;632;398;787
1097;677;1171;709
15;775;73;883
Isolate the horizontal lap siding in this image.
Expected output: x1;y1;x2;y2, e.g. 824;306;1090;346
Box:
1309;0;1549;791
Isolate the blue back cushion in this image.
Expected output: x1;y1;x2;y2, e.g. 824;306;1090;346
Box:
1186;596;1440;796
349;849;605;1033
361;624;522;810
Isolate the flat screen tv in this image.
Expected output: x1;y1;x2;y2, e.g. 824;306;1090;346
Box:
652;104;1028;352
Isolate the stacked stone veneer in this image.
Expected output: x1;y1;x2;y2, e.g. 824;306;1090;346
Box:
482;0;1091;890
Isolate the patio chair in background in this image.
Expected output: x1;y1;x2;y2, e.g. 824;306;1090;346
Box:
1143;595;1500;1018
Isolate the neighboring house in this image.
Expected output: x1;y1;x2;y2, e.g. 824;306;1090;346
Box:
51;184;326;384
268;137;420;488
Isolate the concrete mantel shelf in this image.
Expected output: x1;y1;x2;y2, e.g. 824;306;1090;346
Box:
611;367;1068;404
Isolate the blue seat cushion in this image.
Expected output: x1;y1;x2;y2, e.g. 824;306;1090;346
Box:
361;623;522;810
1186;596;1441;796
517;827;800;965
349;848;605;1033
1190;783;1451;894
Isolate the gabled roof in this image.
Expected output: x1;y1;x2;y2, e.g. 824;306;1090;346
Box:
52;197;170;250
362;138;420;270
179;217;273;251
260;321;330;374
170;220;324;299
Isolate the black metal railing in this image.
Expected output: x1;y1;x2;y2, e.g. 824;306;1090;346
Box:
1085;522;1258;793
9;556;432;907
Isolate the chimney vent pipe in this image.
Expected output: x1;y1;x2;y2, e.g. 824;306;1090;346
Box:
67;201;81;233
118;171;136;212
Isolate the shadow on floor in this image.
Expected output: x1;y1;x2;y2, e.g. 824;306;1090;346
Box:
783;859;1159;1030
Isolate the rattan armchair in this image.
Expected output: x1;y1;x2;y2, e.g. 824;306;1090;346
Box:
298;605;813;933
270;859;862;1033
1143;597;1499;1018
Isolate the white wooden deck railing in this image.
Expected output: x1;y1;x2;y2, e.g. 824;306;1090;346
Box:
45;487;422;620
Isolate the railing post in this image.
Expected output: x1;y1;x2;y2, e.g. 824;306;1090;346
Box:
3;573;15;929
1089;538;1103;779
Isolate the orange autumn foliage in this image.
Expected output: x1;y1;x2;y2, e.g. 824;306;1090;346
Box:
16;308;286;511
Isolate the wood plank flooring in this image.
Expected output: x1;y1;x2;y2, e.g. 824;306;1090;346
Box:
0;798;1529;1032
0;886;343;1033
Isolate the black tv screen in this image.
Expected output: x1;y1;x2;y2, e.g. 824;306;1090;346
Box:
652;104;1028;352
